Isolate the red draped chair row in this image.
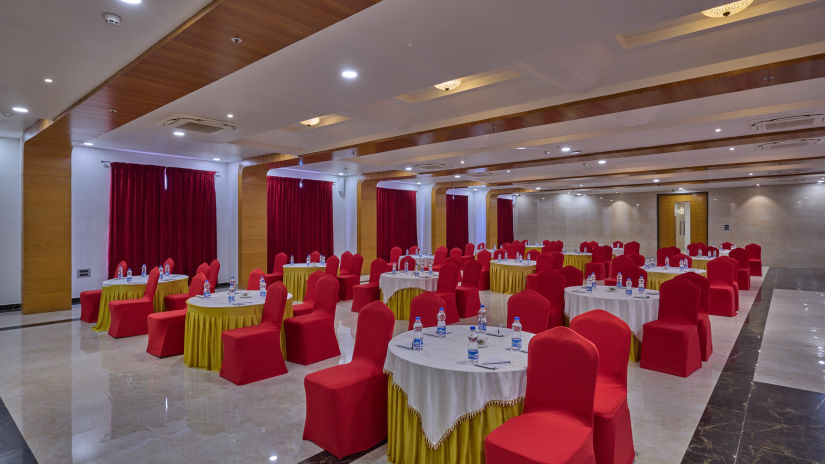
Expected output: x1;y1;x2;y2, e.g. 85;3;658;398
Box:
640;278;703;377
146;272;206;358
352;258;386;312
80;260;127;323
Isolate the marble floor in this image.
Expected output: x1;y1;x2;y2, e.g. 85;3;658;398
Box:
0;268;823;463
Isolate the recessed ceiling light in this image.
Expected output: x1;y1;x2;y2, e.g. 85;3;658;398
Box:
404;167;412;171
460;160;465;164
729;147;735;151
43;78;53;84
82;142;94;146
561;146;571;153
571;150;581;155
12;106;28;113
653;179;660;183
701;0;753;18
817;180;824;184
433;79;461;91
212;157;221;161
300;117;320;127
715;128;722;133
516;147;527;150
756;184;760;187
416;182;421;185
121;0;142;4
227;113;234;119
579;184;583;187
173;130;185;137
506;170;511;173
536;187;541;190
341;69;358;79
454;175;461;178
338;172;344;176
749;172;753;176
598;160;606;165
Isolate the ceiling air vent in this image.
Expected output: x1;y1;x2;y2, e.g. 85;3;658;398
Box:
750;114;825;132
757;138;821;151
161;114;236;135
414;162;453;171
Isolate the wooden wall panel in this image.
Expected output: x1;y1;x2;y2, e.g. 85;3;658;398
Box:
657;193;709;249
485;188;530;249
238;165;268;289
357;179;379;266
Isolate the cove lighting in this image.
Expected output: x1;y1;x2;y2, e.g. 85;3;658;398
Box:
227;113;234;119
341;69;358;79
121;0;142;4
12;106;28;113
516;147;527;150
173;131;185;137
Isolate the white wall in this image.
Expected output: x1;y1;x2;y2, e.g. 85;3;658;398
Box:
0;137;22;305
72;147;232;297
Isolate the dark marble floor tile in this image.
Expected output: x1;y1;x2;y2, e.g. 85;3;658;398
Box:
707;372;753;413
723;347;760;376
684;405;746;461
735;443;821;464
681;446;736;464
0;447;38;464
740;419;825;463
0;398;37;464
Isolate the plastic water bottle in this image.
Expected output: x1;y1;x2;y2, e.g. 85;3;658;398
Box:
403;260;408;272
590;273;597;289
413;317;424;351
228;275;236;303
392;262;397;275
259;276;266;297
321;255;325;265
665;256;670;268
141;264;146;277
158;265;164;280
616;272;623;288
203;279;211;298
436;308;447;337
468;326;479;362
477;305;487;343
164;263;170;276
290;255;294;264
586;276;593;293
511;317;522;350
117;266;123;280
306;255;310;265
126;268;133;283
414;264;420;277
638;276;645;294
406;248;409;255
625;278;632;296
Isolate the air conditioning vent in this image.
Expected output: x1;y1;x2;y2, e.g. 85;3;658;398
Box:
161;114;236;135
750;114;825;132
466;171;498;178
757;138;821;151
414;162;453;171
765;168;814;175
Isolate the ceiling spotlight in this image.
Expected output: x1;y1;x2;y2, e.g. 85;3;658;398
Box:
121;0;142;4
653;179;660;183
82;142;94;146
230;37;243;44
516;147;527;150
338;172;344;176
749;173;753;176
729;147;735;151
341;69;358;79
701;0;753;18
454;175;461;178
173;130;185;137
460;160;465;164
11;106;28;113
579;184;583;187
598;160;606;165
571;150;581;155
536;187;541;190
817;180;824;184
561;146;571;153
756;183;760;187
212;157;221;161
300;117;320;127
433;79;461;91
715;128;722;133
43;78;53;84
405;167;412;171
506;170;511;173
227;113;234;119
417;182;421;185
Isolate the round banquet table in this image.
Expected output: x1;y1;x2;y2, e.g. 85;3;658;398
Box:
379;271;439;320
489;259;536;294
564;285;661;361
645;266;706;291
92;274;189;332
384;325;534;464
400;254;435;269
183;291;294;371
562;252;592;274
690;256;712;270
525;245;542;253
283;263;326;301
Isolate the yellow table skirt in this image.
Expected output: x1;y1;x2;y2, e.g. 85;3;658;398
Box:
93;278;189;332
183;298;293;371
564;314;642;362
525;246;542;253
691;259;709;271
646;271;680;291
381;288;426;321
387;374;524;464
489;263;535;294
284;267;324;302
563;254;592;274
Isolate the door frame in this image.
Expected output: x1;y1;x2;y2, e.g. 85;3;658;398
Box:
656;192;709;250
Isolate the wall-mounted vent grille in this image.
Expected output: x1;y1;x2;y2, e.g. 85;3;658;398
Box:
161;114;236;135
414;162;453;171
77;269;91;278
757;138;821;151
751;114;825;132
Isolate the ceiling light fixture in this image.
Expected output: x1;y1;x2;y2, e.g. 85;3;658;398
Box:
212;157;221;161
43;78;53;84
460;160;465;164
561;146;571;153
12;106;28;113
536;187;541;190
749;172;753;176
404;167;412;171
454;175;461;179
300;117;320;127
598;160;606;165
506;170;511;173
121;0;142;4
756;183;760;187
516;147;527;150
173;130;185;137
433;79;461;91
729;147;735;151
571;150;581;155
701;0;753;18
227;113;234;119
338;172;344;176
715;128;722;133
82;142;94;146
417;182;421;185
653;179;660;183
341;69;358;79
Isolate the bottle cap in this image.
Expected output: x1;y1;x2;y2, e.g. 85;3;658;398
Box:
415;316;421;320
514;316;520;320
470;326;476;330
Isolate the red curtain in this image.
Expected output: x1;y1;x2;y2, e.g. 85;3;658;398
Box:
267;176;334;271
163;167;217;277
446;194;468;250
497;197;514;246
377;187;417;260
107;163;166;278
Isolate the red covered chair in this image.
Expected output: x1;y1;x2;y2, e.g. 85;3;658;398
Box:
385;246;402;272
604;255;633;287
165;268;206;312
516;242;527;258
656;247;678;266
676;272;713;361
485;327;598;464
721;256;741;307
729;248;751;290
337;253;364;300
325;255;339;275
612;241;623;248
721;242;734;250
670;253;692;267
477;250;492;290
163;258;175;273
687;243;706;257
506;289;551;333
399;255;416;271
501;242;511;250
627;253;645;267
431;247;448;272
220;281;289;385
434;262;461;324
310;251;321;263
339;251;352;276
208;259;220;287
285;275;341;365
622;266;648;288
640;279;702;377
525;269;565;328
456;259;482;318
265;252;288;286
492;248;506;260
579;241;590;253
506;243;518;259
80;260;127;323
195;262;210;282
526;249;540;261
351;258;386;313
463;243;476;263
147;272;206;358
624;241;640;256
745;243;762;276
303;301;395;459
549;240;564;253
477;242;486;250
560;266;584;287
246;268;264;291
408;292;447;330
526;251;563;289
585;246;613;280
409;245;419;254
570;310;635;464
706;257;737;317
292;270;325;316
449;247;463;261
108;268;160;338
706;246;720;257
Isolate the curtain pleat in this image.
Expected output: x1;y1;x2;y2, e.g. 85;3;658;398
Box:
377;188;418;260
497;198;514;246
446;194;469;250
163;167;217;277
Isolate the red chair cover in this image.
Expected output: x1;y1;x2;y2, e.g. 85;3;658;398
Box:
165;266;208;311
676;272;713;361
506;289;551;333
686;243;706;257
220;281;289;384
464;243;475;257
147;272;206;358
476;242;486;250
434;262;460;323
408;292;447;330
624;241;640;256
337;253;364;300
477;250;492;290
622;266;648;287
612;241;623;248
385;246;402;272
604;255;633;286
310;251;321;263
526;249;540;261
456;260;481;318
656;247;678;266
670;253;693;267
325;255;339;275
108;267;160;338
492;249;506;260
560;265;584;287
431;247;448;271
706;246;719;257
485;327;598;464
627;253;645;267
570;310;634;464
293;270;325;316
585;245;613;280
399;256;415;271
208;259;220;288
265;253;288;286
303;301;395;458
640;279;702;377
163;258;175;274
721;242;734;250
409;245;419;254
524;269;565;328
745;243;762;276
285;275;341;365
352;258;386;313
729;248;751;290
506;243;517;259
196;261;210;279
247;268;264;291
340;251;352;274
80;259;128;323
707;257;737;317
449;247;463;261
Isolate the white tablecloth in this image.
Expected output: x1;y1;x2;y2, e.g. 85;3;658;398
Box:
384;325;534;446
720;249;731;256
565;286;660;341
488;259;537;267
379;271;439;303
282;263;326;270
400;254;434;268
646;266;706;276
563;252;592;257
186;290;292;308
102;274;187;287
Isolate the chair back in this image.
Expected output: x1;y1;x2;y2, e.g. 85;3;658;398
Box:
570;309;630;388
592;245;611;263
399;256;415;272
303;271;325;304
348;253;364;276
501;242;511;250
261;281;288;327
624;241;640;255
464;243;475;257
492;249;506;260
144;268;160;300
389;247;402;268
551;240;564;252
436;246;448;257
340;251;353;272
560;266;583;286
721;242;734;250
436;262;460;292
579;241;591;253
609;255;633;278
506;243;517;259
658;278;700;325
196;262;211;281
628;254;645;266
687;243;705;256
409;245;419;255
516;242;527;258
310;251;321;263
461;259;481;288
476;250;492;270
433;247;448;265
273;252;288;273
325;255;339;275
745;243;761;259
247;268;264;291
477;242;486;250
369;258;387;284
535;252;555;273
623;266;648;287
526;269;566;311
208;259;220;287
408;292;446;330
524;327;598;427
656;247;677;266
612;241;623;248
550;252;564;270
675;272;709;315
706;246;719;257
163;258;175;273
526;249;540;261
541;245;552;254
507;289;551;333
313;275;340;318
190;272;207;297
707;257;735;285
353;301;396;370
113;260;128;279
449;247;463;260
729;248;750;269
670;253;692;267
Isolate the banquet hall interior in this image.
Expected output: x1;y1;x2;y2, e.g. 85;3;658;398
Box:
2;0;825;463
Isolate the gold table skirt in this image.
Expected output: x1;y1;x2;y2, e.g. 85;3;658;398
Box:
489;263;535;294
93;278;189;332
562;254;592;274
690;259;710;271
183;298;293;371
646;271;683;291
381;288;426;321
387;374;524;464
283;267;324;301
